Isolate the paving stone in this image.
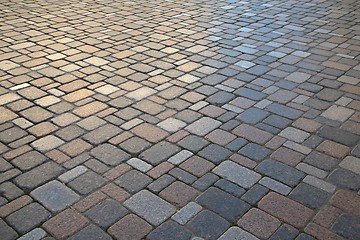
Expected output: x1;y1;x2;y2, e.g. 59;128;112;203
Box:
259;192;313;228
140;141;180;165
160;181;199;207
318;125;359;146
127;158;152;172
14;162;64;191
90;143;130;166
147;221;192;240
234;87;266;101
169;168;197;184
58;166;88;183
68;224;111;240
17;228;47;240
192;173;219;191
256;160;305;187
270;224;299;240
168;150;193;165
108;214;152;240
279;127;310;143
85;199;128;228
198;144;232;164
0;219;18;240
0;107;17;124
115;170;152;193
6;202;51;234
196;187;250;222
43;209;89;239
68;171;107;195
289;183;330;209
239;143;271;161
328;168;360;191
332;213;360;240
83;124;122;144
147;174;176;193
178;135;209;152
187;210;230;240
237;108;270;124
295;234;316;240
259;177;292;195
123;190;176;226
171;202;203;225
185;117;221;136
238;208;281;239
31;180;80;212
339;156;360;175
303;151;338;171
0;182;23;200
266;103;303;120
215;179;246;197
179;156;214;177
213;160;261;188
303;175;336;193
232;124;273;144
131;123;170;143
218;227;259;240
321;105;354;122
31;135;65;151
158;117;187;133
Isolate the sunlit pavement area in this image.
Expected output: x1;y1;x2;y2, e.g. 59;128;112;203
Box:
0;0;360;239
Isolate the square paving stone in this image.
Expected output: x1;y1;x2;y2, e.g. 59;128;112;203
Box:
198;144;232;164
68;224;112;240
90;143;130;166
213;160;261;188
85;199;128;228
123;190;176;226
115;170;152;193
160;181;199;207
30;180;80;212
256;160;305;187
239;143;271;161
185;117;221;136
147;221;192;240
178;135;209;152
237;108;270;124
196;187;250;222
68;171;107;195
332;213;360;240
289;183;330;209
131;123;169;143
107;214;152;240
187;210;230;240
259;192;313;228
179;156;215;177
139;141;180;165
43;209;89;239
11;151;47;171
0;219;18;240
238;208;281;239
6;203;51;234
14;162;64;191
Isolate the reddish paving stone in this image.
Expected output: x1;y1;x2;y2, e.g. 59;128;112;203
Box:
131;123;169;143
0;195;32;218
232;124;273;144
73;191;107;212
330;189;360;217
160;181;199;207
147;162;174;178
107;214;152;240
270;147;305;166
314;205;343;228
305;223;345;240
101;183;130;203
179;156;215;177
238;208;281;239
103;163;132;180
43;209;89;239
258;192;313;228
316;140;350;159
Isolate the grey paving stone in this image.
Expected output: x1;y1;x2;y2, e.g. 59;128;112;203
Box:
328;168;360;191
85;199;128;228
175;110;202;124
120;137;151;154
339;156;360;175
147;174;176;193
266;103;303;120
178;135;209;152
241;184;269;206
6;203;51;234
83;124;122;144
185;117;221;136
169;168;197;184
68;171;107;195
295;234;315;240
196;187;250;222
127;158;152;172
0;182;23;200
187;210;230;240
215;179;246;197
226;138;248;151
192;173;219;191
256;160;305;187
206;91;235;105
17;228;47;240
68;224;112;240
123;190;176;226
58;166;88;183
259;177;292;195
147;221;192;240
303;151;338;171
264;114;292;129
289;183;330;209
0;157;12;173
237;108;269;124
11;151;47;171
172;202;203;225
14;162;64;191
318;125;360;146
168;150;193;165
332;213;360;240
139;141;180;165
218;227;259;240
279;127;310;143
0;219;17;240
303;175;336;193
213;160;261;188
30;180;80;212
269;224;299;240
198;144;232;164
239;143;271;161
90;143;130;166
115;170;152;193
200;74;227;85
234;88;266;100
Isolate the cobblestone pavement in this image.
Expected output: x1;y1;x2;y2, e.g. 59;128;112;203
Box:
0;0;359;239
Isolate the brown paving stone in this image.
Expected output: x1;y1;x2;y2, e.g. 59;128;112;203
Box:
59;139;92;157
73;101;108;117
0;195;32;218
107;214;152;240
160;181;199;207
147;162;174;178
101;183;130;203
131;123;169;143
179;156;215;177
292;118;322;133
232;124;273;145
330;189;360;217
270;147;305;166
314;205;343;228
305;223;345;240
316;140;350;159
238;208;281;239
73;191;107;213
28;122;58;137
103;163;132;180
259;192;313;228
43;209;89;239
